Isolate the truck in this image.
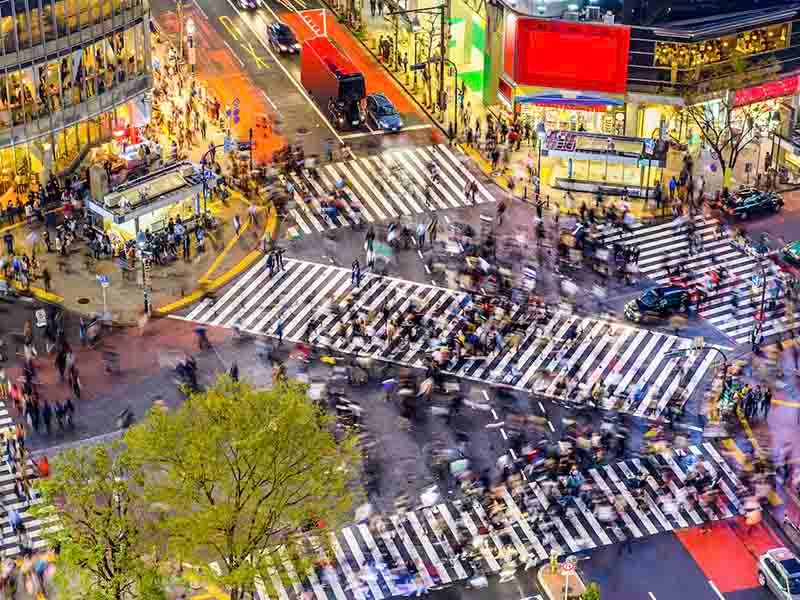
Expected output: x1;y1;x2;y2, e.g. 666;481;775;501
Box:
301;36;366;130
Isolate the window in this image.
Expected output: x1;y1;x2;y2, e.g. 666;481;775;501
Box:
41;0;58;42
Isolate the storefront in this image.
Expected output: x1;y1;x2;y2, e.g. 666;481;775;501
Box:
87;161;215;241
543;130;666;198
498;16;631;132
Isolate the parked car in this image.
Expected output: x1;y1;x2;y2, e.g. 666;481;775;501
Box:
624;284;706;323
780;240;800;270
708;187;783;219
758;547;800;599
267;22;301;53
365;93;403;132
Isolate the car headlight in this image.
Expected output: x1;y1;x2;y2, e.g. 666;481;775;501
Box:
280;45;287;51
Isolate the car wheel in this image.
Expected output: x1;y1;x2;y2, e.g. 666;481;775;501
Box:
758;571;767;587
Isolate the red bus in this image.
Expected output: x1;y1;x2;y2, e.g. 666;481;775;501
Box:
301;36;365;129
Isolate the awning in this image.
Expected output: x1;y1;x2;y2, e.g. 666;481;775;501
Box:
514;91;625;111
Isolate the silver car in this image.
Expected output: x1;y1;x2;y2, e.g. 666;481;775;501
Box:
758;548;800;599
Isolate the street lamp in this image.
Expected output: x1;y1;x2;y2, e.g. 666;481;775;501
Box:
536;122;546;194
185;18;196;73
443;58;459;141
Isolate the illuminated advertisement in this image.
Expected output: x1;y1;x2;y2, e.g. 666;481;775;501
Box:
508;19;630;95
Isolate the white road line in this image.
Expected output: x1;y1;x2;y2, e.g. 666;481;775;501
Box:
708;580;726;600
222;40;246;67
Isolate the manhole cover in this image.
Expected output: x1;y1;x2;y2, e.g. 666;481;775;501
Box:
77;297;90;304
296;127;309;135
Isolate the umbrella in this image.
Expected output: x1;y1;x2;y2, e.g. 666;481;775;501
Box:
450;458;470;475
355;502;373;522
420;488;440;507
374;242;394;258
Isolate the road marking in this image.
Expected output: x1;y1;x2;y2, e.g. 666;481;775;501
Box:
223;0;344;144
708;580;725;600
222;39;245;67
648;593;657;600
260;90;282;116
192;0;208;20
340;124;434;139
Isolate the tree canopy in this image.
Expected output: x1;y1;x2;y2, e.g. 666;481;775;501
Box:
124;377;362;600
33;442;166;600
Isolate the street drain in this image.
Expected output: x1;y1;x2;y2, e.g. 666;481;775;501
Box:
77;297;90;304
296;127;309;135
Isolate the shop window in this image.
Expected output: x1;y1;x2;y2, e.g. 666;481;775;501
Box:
101;0;110;20
0;0;15;54
41;0;58;42
26;2;44;48
77;0;89;27
654;24;789;70
14;144;32;191
63;0;77;32
15;8;31;50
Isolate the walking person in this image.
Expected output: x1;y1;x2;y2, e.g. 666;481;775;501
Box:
762;387;773;421
233;214;241;236
415;221;426;249
267;251;275;278
351;258;361;287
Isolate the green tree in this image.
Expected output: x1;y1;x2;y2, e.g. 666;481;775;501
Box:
581;581;601;600
33;443;167;600
125;377;362;600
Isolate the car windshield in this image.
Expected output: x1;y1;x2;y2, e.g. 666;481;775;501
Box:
275;25;293;39
639;290;661;306
377;103;396;116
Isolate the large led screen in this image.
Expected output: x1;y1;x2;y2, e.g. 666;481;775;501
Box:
514;19;630;94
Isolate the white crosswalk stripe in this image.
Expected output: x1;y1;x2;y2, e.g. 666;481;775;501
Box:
605;215;798;344
280;144;493;236
0;405;57;557
178;259;719;419
241;445;740;600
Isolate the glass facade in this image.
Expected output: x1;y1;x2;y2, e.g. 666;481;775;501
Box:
0;0;150;195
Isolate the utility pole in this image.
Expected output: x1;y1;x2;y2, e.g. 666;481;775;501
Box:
438;2;446;118
177;0;185;61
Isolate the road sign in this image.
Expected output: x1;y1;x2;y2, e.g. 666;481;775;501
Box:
233;98;240;108
233;106;240;124
224;135;232;153
96;274;110;288
561;560;575;573
409;63;427;71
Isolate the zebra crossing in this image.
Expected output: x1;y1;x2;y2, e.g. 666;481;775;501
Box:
178;258;719;419
281;144;494;236
0;405;52;557
606;215;797;345
236;444;741;600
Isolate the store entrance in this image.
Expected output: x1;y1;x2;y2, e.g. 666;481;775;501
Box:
518;103;626;135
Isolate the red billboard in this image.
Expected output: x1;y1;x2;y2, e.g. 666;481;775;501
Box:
512;19;630;95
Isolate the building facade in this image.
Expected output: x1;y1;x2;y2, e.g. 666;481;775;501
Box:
0;0;151;196
470;3;800;141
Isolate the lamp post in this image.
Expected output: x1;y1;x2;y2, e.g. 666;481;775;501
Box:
536;121;546;194
666;344;729;426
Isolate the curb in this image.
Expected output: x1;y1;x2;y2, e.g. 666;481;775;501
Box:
153;204;276;316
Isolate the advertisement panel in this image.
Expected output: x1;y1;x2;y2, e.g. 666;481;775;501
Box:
734;75;800;107
514;19;630;94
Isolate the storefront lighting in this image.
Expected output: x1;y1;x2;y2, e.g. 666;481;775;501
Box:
186;17;196;36
567;3;578;9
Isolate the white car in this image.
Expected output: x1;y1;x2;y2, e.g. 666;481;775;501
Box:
758;547;800;599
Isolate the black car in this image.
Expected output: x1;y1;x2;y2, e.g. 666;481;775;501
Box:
711;188;783;219
267;22;300;54
624;285;706;323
